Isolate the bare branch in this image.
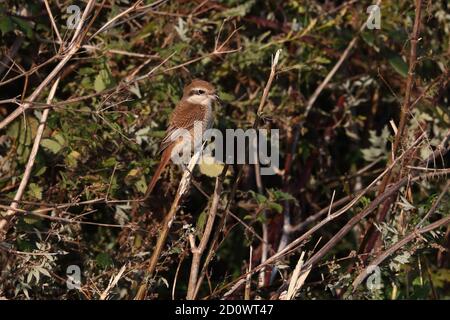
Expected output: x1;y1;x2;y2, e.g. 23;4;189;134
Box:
186;167;227;299
0;77;60;237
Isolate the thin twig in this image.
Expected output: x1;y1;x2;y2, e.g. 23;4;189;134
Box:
43;0;63;45
0;77;60;236
89;0;144;40
254;158;269;287
284;251;311;300
352;215;450;290
416;181;450;227
0;0;96;130
99;264;127;300
303;0;382;118
244;246;253;300
0;36;23;78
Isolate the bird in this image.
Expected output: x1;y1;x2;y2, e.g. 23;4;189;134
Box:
143;79;217;199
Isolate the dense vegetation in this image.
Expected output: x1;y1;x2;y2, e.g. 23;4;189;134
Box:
0;0;449;300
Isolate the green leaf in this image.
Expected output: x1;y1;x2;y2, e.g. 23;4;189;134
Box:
11;17;33;38
313;56;331;64
268;202;283;213
17;239;33;251
220;0;255;17
28;183;42;200
95;252;113;268
134;234;142;249
196;210;207;238
79;67;95;75
34;166;47;176
41;139;63;154
270;189;296;202
250;191;267;204
53;132;65;146
361;31;376;48
94;73;106;93
66;150;81;168
94;68;114;93
23;215;41;225
81;77;93;90
431;269;450;288
7;120;20;139
132;21;159;42
102;157;117;167
0;15;13;35
388;54;408;78
134;175;147;194
219;92;235;103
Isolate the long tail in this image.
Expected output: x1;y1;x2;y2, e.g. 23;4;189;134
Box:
143;144;174;199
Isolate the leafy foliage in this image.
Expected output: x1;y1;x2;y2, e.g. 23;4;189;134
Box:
0;0;449;300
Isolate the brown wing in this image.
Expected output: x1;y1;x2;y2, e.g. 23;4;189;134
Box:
159;101;206;152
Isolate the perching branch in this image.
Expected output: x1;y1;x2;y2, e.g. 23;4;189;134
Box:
134;146;203;300
186;166;227;300
193;49;282;299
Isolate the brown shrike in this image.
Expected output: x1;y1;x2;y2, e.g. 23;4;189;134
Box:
143;79;217;198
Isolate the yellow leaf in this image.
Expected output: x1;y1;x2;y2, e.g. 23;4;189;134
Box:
198;155;224;177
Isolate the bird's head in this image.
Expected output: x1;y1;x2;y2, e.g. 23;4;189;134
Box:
182;79;218;106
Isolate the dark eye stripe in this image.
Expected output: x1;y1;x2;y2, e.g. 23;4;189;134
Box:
190;89;206;95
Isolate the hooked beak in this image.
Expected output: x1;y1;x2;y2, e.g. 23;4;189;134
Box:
212;94;221;103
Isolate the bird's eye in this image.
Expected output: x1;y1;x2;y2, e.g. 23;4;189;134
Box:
190;89;206;96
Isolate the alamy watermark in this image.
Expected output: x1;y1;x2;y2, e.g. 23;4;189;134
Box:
166;121;280;176
366;5;381;30
66;265;81;290
365;265;382;290
66;5;81;30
